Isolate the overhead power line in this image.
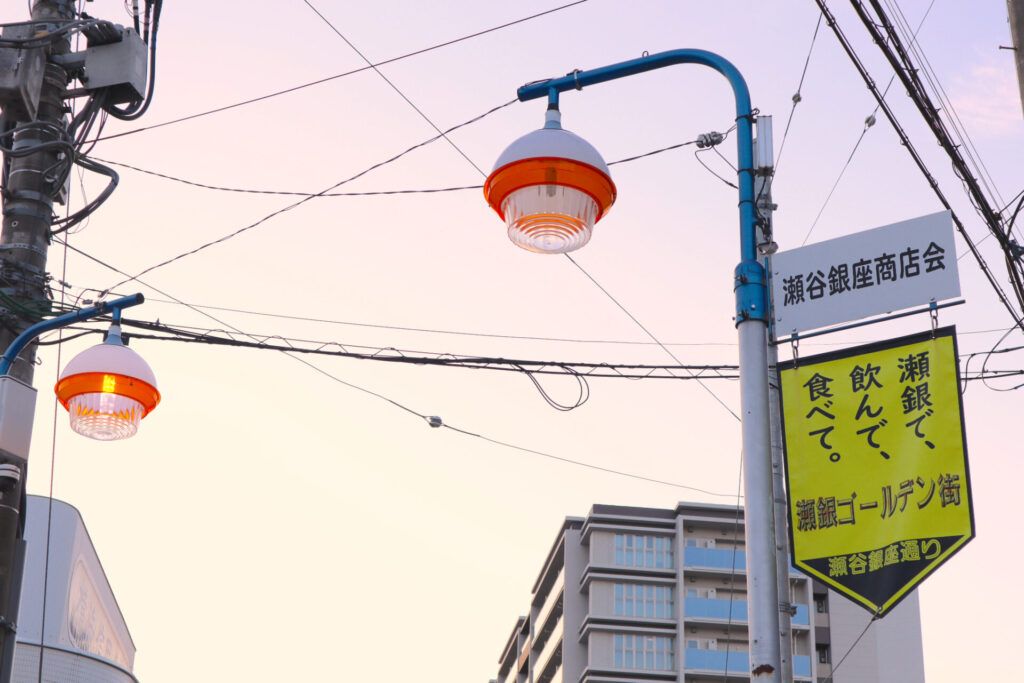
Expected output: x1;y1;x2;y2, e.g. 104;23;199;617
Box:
302;0;486;176
55;236;738;494
813;0;1024;334
92;138;699;199
99;98;518;294
114;317;741;381
88;0;592;144
847;0;1024;316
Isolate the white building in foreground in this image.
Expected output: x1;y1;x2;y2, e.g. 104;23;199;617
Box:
12;496;136;682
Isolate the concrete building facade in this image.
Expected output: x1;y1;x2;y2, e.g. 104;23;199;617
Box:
491;503;925;683
12;496;137;683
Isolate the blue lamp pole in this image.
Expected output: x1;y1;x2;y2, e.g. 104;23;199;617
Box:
496;50;783;680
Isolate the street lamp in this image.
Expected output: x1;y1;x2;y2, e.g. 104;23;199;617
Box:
54;316;160;441
0;293;159;441
485;50;783;680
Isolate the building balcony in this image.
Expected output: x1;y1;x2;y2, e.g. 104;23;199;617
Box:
683;547;802;576
534;614;563;682
684;648;812;679
535;569;564;636
684;598;809;626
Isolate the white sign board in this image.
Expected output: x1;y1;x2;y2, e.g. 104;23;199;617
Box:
770;211;960;337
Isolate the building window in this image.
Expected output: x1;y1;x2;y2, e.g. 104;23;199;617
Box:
613;633;674;671
815;596;828;613
614;583;673;618
614;534;673;569
817;645;831;663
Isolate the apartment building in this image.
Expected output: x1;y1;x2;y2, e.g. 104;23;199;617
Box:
490;502;924;683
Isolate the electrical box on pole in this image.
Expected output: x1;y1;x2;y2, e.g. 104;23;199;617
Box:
83;27;148;104
0;26;46;121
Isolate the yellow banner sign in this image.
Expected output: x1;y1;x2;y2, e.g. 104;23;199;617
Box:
779;327;973;616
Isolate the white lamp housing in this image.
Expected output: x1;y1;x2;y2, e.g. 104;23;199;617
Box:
54;329;160;441
484;122;616;254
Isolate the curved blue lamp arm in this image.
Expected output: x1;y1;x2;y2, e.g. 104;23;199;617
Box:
517;49;764;324
0;293;145;376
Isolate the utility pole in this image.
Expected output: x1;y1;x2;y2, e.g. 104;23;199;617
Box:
0;1;74;676
1007;0;1024;118
753;116;795;683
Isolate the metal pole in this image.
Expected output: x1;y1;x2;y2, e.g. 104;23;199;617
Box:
517;49;782;681
0;1;74;676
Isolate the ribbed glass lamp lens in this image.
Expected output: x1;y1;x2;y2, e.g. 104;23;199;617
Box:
67;392;144;441
502;185;598;254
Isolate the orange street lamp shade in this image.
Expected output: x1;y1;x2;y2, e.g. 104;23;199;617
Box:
54;335;160;441
484;122;616;254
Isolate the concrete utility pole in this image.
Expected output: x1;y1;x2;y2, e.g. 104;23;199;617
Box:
0;0;74;676
753;116;795;683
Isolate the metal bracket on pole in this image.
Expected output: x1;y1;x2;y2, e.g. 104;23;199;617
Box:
735;260;769;324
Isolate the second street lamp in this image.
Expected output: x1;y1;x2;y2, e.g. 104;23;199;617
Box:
484;50;784;680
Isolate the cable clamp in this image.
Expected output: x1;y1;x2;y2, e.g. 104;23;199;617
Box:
6;190;52;205
0;243;47;259
1008;240;1024;261
2;207;51;223
735;108;760;125
567;68;583;90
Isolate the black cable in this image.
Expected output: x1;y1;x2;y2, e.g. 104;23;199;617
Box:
53;242;736;495
92;138;700;198
851;0;1024;319
91;158;483;196
822;617;878;683
775;13;823;171
563;253;742;421
99;98;517;293
302;0;486;177
694;148;737;189
116;318;741;380
50;155;119;235
86;0;591;144
512;363;590;410
104;0;161;120
814;0;1024;333
0;19;93;48
109;293;738;347
801;0;933;246
439;422;737;497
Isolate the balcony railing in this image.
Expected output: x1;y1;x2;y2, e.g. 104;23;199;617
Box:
684;649;812;678
684;597;808;625
683;546;802;576
534;614;563;679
